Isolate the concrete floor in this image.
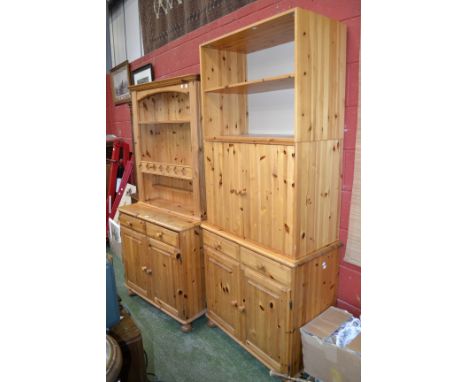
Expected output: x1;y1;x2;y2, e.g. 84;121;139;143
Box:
110;250;275;382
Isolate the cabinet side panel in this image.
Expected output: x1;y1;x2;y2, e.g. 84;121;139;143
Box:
289;247;339;375
295;10;346;141
132;91;145;201
190;81;206;219
180;228;206;319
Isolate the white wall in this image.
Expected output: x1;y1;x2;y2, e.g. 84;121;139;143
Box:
246;42;295;136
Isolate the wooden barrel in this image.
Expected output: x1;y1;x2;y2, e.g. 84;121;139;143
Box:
106;335;122;382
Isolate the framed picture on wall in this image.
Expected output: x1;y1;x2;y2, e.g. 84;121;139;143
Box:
132;64;154;85
110;61;131;105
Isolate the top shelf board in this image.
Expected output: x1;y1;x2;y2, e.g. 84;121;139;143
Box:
201;9;295;53
204;74;294;94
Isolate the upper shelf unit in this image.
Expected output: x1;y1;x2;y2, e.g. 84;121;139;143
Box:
199;8;346;141
130;75;206;219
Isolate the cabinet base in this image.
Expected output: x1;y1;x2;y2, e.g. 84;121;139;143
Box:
180;323;192;333
207;319;217;328
127;288;136;296
125;284;206;328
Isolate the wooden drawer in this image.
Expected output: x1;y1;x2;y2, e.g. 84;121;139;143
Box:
120;213;146;234
146;222;179;248
203;230;239;259
240;247;291;286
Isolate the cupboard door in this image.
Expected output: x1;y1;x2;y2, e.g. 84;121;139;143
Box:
147;239;181;318
241;267;291;373
121;227;149;298
205;247;241;337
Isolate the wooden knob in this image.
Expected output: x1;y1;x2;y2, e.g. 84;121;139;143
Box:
141;266;147;272
231;300;238;307
238;305;245;313
128;222;133;226
156;232;163;238
215;243;222;250
146;269;152;275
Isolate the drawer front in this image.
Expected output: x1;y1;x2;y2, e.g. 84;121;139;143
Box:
120;213;146;234
240;247;291;286
147;222;179;248
203;230;239;259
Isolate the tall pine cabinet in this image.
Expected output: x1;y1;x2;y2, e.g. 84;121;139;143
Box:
119;75;206;332
199;8;346;374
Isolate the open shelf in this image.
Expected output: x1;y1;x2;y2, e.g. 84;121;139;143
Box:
139;161;193;180
205;135;294;146
204;74;294;94
139;120;190;125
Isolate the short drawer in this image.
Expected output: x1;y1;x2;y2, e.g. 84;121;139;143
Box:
203;230;239;259
146;222;179;248
120;213;146;234
240;247;291;285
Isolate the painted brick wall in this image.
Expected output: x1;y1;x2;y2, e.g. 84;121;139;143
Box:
107;0;361;317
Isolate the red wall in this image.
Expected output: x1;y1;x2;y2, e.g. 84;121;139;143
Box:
107;0;361;317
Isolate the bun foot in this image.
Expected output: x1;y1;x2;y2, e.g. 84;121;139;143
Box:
207;319;217;328
181;323;192;333
127;289;136;296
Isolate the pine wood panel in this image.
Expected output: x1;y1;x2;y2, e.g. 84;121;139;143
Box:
241;267;292;373
138;91;190;123
146;222;179;247
204;247;241;337
289;247;339;374
140;123;192;166
201;9;295;53
204;142;297;256
120;203;196;231
295;9;346;141
147;239;180;317
295;140;342;256
178;227;206;320
121;227;149;298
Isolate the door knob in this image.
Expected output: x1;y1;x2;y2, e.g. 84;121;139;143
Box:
146;269;153;275
238;305;246;313
231;300;238;307
141;266;147;272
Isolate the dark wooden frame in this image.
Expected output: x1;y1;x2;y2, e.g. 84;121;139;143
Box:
110;61;131;105
131;63;154;85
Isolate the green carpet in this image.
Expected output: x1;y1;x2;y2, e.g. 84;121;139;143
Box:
110;251;274;382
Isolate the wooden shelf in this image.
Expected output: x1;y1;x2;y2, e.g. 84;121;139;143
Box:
144;198;196;218
139;120;190;125
201;9;295;53
205;135;294;146
204;74;294;94
139;161;193;180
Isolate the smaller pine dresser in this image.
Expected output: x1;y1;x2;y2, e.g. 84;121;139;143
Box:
119;75;206;332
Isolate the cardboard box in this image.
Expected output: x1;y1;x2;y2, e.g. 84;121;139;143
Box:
300;307;361;382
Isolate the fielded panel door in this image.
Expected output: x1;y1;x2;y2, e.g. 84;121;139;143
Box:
121;227;149;298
